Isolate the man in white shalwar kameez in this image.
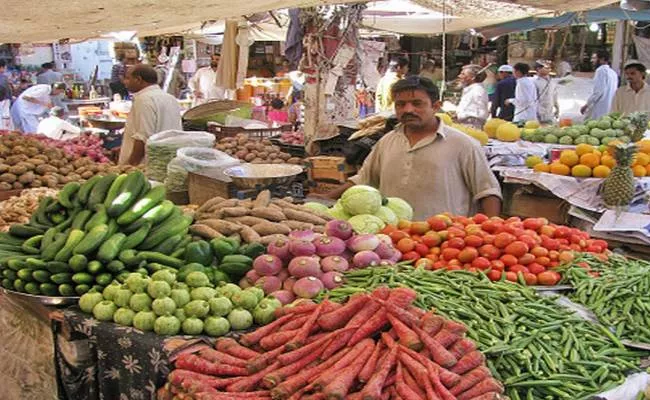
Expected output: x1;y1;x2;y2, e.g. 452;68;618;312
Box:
581;50;619;120
507;63;538;123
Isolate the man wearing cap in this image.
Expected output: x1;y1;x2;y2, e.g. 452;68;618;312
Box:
188;54;227;107
506;63;538;123
611;61;650;115
534;60;559;123
10;82;67;134
491;65;516;121
456;64;490;128
37;106;81;140
580;50;619;119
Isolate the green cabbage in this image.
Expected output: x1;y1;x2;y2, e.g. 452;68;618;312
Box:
348;214;386;234
303;202;330;213
375;206;398;226
340;185;382;216
385;197;413;221
329;201;352;220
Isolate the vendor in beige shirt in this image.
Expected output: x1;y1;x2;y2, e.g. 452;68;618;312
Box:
326;76;502;219
119;64;182;166
611;60;650;115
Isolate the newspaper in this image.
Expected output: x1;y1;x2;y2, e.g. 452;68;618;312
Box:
569;206;650;246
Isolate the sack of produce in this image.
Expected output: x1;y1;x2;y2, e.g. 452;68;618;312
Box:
164;147;239;193
146;131;215;182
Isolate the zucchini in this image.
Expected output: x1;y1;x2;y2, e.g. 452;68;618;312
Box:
0;232;26;246
42;233;68;261
218;262;250;276
138;251;184;268
77;175;102;205
108;170;145;218
71;210;92;230
138;214;193;250
95;272;113;286
54;229;86;262
87;173;117;209
39;283;58;296
97;233;127;263
85;204;109;231
9;224;44;238
50;272;72;284
33;196;53;225
103;173;128;211
152;233;184;255
58;182;81;209
117;185;165;225
87;260;104;275
24;282;40;294
118;250;144;267
121;222;152;250
73;224;109;255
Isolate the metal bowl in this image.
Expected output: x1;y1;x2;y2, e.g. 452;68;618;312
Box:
223;164;304;189
87;115;126;130
1;288;79;306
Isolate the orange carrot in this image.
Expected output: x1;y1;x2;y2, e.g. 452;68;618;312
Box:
371;286;391;300
397;344;461;389
199;348;248;368
274;301;317;317
195;392;271;399
305;331;330;345
322;339;374;399
318;294;369;331
387;287;417;308
286;301;326;349
322;329;355;359
216;338;261;360
262;340;327;389
278;314;309;332
176;353;249;376
346;298;382;329
383;371;396;388
456;378;503;400
464;393;501;400
277;331;336;365
387;313;423;351
424;362;455;400
179;378;218;394
402;364;427;399
407;306;426;318
443;319;467;335
450;366;492;396
247;345;285;374
396;362;426;400
310;339;374;390
240;314;294;347
348;308;388;346
168;369;240;389
359;341;384;383
359;344;398;400
450;350;485;375
449;338;477;360
227;361;281;392
420;313;445;336
413;325;457;368
432;328;461;349
376;299;420;328
260;329;301;351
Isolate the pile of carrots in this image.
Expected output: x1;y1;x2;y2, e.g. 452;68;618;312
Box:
157;287;504;400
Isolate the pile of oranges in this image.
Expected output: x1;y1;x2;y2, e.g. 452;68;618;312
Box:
527;140;650;178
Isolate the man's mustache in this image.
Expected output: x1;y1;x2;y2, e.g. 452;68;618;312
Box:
400;113;420;120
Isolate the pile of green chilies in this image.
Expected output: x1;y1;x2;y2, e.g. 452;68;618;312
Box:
561;253;650;344
323;266;648;400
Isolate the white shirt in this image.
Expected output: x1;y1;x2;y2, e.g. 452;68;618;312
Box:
611;82;650;115
16;84;51;115
511;77;538;122
119;85;182;165
534;76;558;122
585;64;619;120
188;67;226;107
37;116;81;140
456;83;489;122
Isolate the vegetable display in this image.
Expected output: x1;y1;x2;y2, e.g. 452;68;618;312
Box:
0;187;59;231
385;214;609;286
78;270;282;336
242;221;402;303
0;130;112;162
0;171;193;296
215;134;303;165
157;288;503;400
191;191;332;245
326;266;647;400
560;253;650;344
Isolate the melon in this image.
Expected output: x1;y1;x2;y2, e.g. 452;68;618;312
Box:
484;118;506;138
524;120;540;129
495;123;521;142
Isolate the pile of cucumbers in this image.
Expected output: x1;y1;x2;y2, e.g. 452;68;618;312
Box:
0;171;193;297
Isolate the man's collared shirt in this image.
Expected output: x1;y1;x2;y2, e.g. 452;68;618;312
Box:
611;82;650;115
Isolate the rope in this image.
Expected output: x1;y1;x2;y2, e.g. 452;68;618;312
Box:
441;0;447;102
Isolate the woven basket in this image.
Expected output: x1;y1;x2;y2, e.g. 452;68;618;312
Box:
182;100;252;131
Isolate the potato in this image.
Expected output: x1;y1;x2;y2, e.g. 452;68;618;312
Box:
59;167;72;175
81;171;94;179
240;225;262;244
287;157;303;165
0;173;17;183
257;152;268;159
244;153;256;162
251;221;291;236
18;171;34;184
31;179;42;188
235;150;248;159
0;164;9;173
8;165;27;175
25;147;39;157
268;153;278;160
245;143;257;151
6;155;27;165
251;159;264;164
0;182;11;190
12;182;23;189
279;153;291;161
272;159;283;164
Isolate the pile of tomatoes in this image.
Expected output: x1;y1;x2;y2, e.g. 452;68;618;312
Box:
382;214;609;286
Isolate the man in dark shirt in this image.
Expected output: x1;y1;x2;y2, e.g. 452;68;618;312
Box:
491;64;516;121
0;60;12;101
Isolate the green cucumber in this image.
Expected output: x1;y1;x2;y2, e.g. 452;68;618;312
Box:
58;284;75;296
118;250;144;267
121;223;152;250
221;254;253;266
117;185;166;225
48;213;66;225
138;214;193;250
7;259;27;272
77;175;102;205
108;170;145;218
54;210;77;232
71;210;92;230
3;269;16;280
26;258;47;270
42;233;68;261
50;272;72;284
32;270;51;283
13;279;25;292
54;230;85;262
87;260;104;275
106;260;126;273
95;272;114;286
47;261;70;274
87;173;117;209
21;235;43;254
71;272;93;285
58;182;81;209
170;248;186;259
73;224;109;255
0;232;26;246
137;251;184;268
152;234;184;256
85;205;109;231
9;224;45;238
41;227;58;250
218;262;250;276
33;196;53;225
106;219;119;237
45;199;63;213
39;283;58;296
103;173;128;211
97;233;127;263
24;282;40;294
17;268;35;281
75;284;91;295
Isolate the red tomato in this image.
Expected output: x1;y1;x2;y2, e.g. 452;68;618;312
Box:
481;220;502;233
447;227;466;239
448;259;462;266
396;238;416;253
426;216;449;232
471;257;491;270
537;271;560;286
487;269;503;281
500;254;518;267
504;241;529;258
402;251;421;261
415;243;430;257
523;272;538;285
479;244;501;260
446;265;462;271
554;226;571;239
505;272;518;282
490;260;505;271
586;245;603;253
558;251;575;263
447;238;465;250
518;253;536;265
441;248;461;261
389;230;409;243
415;258;434;269
548;250;559;261
509;265;529;274
429;247;441;256
464;235;484;248
433;261;447;270
421;233;442;248
472;213;489;224
458;247;479;263
410;222;431;235
381;225;397;235
494;232;516;249
518;235;538;249
531;246;549;258
527;263;546;275
482;234;495;245
523;218;544;231
592;239;608;251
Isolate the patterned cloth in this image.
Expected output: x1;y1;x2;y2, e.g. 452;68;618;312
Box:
53;309;171;400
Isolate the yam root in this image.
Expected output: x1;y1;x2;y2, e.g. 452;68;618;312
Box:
281;220;314;231
252;222;291;236
260;234;289;246
190;224;224;239
208;199;239;213
221;207;250;218
253;190;271;208
197;196;226;213
283;208;327;225
240;225;262;244
225;216;268;226
201;219;244;236
251;207;286;222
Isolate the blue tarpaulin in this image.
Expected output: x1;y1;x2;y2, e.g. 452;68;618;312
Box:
478;7;650;38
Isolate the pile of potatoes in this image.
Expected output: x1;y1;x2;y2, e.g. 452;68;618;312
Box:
0;133;139;191
215;133;302;165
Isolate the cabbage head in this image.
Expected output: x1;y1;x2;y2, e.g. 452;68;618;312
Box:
375;206;398;226
348;214;386;234
303;202;329;213
385;197;413;221
340;185;382;216
328;201;352;220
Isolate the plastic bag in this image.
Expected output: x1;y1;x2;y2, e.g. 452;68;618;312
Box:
146;130;215;182
164;147;240;192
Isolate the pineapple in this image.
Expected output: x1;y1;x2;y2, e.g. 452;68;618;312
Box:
628;112;649;143
602;143;637;207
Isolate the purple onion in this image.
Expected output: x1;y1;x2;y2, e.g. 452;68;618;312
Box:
374;242;396;260
320;256;350;272
253;254;283;276
288;239;316;257
292;277;324;299
314;236;346;257
288;256;322;278
276;268;290;282
325;220;353;240
379;260;396;266
283;276;297;292
288;230;316;242
352;250;381;268
347;234;380;252
256;276;283;295
321;271;344;289
376;234;393;246
270;290;296;305
268;239;291;262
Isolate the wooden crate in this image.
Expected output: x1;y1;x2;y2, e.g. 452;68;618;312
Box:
307;180;342;195
306;156;356;183
188;168;235;206
501;183;570;224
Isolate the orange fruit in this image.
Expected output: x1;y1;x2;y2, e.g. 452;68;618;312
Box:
601;155;616;168
550;162;570;176
533;163;551;173
571;164;592;177
593;165;611;178
633;165;647;177
580;153;600;169
593;150;602;157
635;152;650;167
576;144;594;156
559;150;579;167
637;139;650;154
646;164;650;176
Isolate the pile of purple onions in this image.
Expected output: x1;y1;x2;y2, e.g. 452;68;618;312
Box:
238;219;402;304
